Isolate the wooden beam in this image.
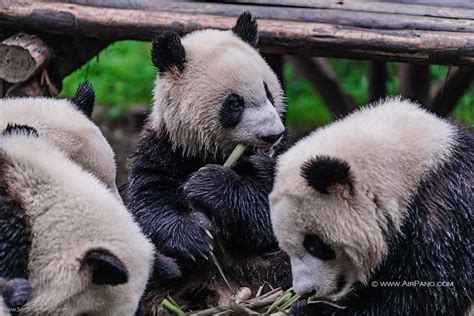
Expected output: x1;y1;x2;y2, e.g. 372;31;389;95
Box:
1;2;474;65
60;1;474;33
398;63;431;106
429;67;474;117
367;61;387;103
289;56;355;118
220;0;474;19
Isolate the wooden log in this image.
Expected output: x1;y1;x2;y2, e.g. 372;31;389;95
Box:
1;2;474;65
58;1;474;33
398;63;431;105
223;0;474;19
289;56;355;118
381;0;474;10
0;33;51;83
0;34;110;98
367;61;387;103
429;67;474;117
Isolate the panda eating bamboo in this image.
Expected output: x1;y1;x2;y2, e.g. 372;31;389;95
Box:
127;12;292;311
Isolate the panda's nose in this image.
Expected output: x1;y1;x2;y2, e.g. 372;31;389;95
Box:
259;132;284;144
299;288;318;299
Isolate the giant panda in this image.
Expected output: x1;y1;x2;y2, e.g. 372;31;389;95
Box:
0;122;162;315
0;82;120;200
270;98;473;315
0;278;33;316
127;12;291;311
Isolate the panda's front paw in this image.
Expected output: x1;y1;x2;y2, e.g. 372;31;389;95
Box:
183;164;236;212
167;211;215;262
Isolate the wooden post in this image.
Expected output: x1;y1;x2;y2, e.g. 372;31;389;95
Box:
367;61;387;103
429;67;474;117
398;63;431;106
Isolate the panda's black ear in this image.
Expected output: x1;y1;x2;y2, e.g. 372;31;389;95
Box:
232;11;259;48
1;278;34;308
69;81;95;119
2;123;38;137
301;156;353;195
152;31;186;74
84;248;129;286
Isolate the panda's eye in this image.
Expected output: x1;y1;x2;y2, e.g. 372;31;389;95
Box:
229;101;242;111
220;93;244;128
303;234;335;260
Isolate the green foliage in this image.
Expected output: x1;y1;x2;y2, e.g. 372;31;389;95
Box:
60;40;473;126
59;41;155;121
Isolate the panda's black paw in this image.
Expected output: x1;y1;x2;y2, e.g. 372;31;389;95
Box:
183;164;236;212
164;211;215;262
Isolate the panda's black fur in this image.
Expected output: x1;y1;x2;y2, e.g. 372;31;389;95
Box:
129;130;291;309
129;131;285;259
291;124;473;315
0;153;31;281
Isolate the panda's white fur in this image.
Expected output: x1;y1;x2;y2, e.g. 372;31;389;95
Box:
0;299;8;316
150;28;285;158
270;98;457;299
0;97;120;200
0;131;154;315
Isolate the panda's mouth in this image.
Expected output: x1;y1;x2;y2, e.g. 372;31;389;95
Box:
255;145;275;157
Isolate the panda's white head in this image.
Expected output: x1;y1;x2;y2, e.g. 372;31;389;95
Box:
149;12;285;158
270;99;456;301
270;156;367;301
0;83;120;200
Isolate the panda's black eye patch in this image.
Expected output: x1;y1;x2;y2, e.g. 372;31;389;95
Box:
303;234;335;261
220;93;244;128
263;81;275;106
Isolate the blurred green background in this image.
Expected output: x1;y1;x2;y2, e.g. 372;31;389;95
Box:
59;40;473;127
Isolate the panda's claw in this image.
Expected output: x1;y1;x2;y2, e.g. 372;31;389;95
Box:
189;255;196;262
202;254;209;261
205;229;213;239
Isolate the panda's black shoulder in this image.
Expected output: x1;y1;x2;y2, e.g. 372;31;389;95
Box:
128;129;205;183
0;154;31;280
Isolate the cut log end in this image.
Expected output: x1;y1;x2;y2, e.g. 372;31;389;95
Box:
0;33;51;83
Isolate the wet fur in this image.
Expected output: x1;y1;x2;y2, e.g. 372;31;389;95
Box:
128;130;291;310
